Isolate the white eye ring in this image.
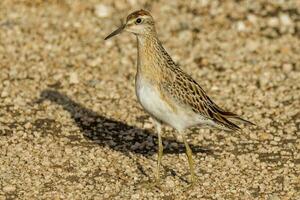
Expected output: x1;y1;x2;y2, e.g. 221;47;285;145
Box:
136;18;142;24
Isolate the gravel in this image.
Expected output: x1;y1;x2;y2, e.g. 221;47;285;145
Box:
0;0;299;199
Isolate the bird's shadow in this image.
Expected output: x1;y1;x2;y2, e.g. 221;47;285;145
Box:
37;89;211;156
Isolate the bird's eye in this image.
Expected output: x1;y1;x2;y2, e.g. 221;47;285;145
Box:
136;18;142;24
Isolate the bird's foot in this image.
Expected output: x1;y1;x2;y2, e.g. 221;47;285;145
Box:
139;179;163;190
184;175;198;191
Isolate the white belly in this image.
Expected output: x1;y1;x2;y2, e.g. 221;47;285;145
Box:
135;76;209;131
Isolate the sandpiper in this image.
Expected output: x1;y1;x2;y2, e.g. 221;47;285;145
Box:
105;9;253;183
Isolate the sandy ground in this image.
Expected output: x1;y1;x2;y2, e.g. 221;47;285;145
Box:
0;0;299;199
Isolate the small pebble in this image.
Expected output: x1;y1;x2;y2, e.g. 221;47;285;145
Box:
274;137;281;142
282;63;293;72
236;21;247;32
3;185;16;193
269;194;281;200
279;14;292;26
94;4;112;18
69;72;79;84
268;17;279;27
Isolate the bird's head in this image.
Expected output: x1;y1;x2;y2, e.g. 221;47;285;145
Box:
105;9;155;40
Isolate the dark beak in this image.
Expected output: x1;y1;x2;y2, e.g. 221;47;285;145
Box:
104;24;125;40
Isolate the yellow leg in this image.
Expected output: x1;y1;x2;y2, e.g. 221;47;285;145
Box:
155;123;163;182
182;134;196;184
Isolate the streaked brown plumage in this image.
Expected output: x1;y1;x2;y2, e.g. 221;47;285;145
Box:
161;62;254;131
105;9;254;184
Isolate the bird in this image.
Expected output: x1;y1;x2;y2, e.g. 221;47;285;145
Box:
104;9;254;184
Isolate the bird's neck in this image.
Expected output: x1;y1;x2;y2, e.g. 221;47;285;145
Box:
136;33;160;63
136;33;175;81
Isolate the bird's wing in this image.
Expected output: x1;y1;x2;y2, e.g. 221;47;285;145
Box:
161;67;251;131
